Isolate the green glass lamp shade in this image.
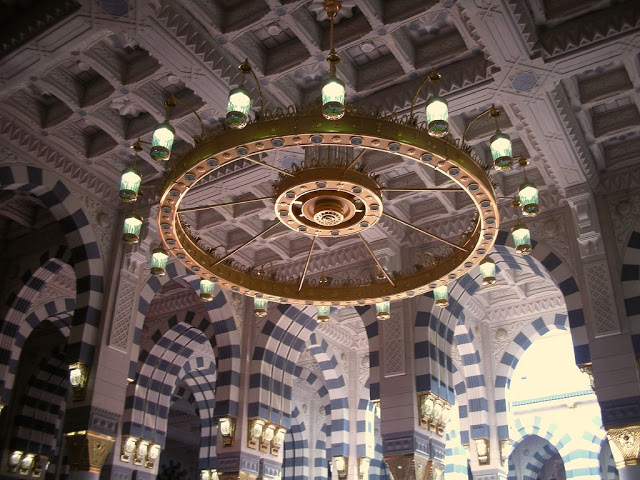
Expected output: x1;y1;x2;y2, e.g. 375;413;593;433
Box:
254;297;268;317
317;305;331;323
479;256;496;286
511;221;532;255
518;181;540;216
375;301;390;320
150;247;169;277
226;86;251;129
122;213;143;244
119;167;141;202
490;131;513;171
425;96;449;137
150;122;175;162
200;279;215;302
434;285;449;308
322;76;346;120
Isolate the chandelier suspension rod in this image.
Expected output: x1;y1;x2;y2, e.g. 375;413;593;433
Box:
462;105;500;144
212;222;281;266
241;156;295;177
382;212;467;252
298;236;317;291
239;59;265;118
381;187;463;193
357;233;396;287
178;196;272;213
409;68;442;120
166;94;206;141
342;149;367;173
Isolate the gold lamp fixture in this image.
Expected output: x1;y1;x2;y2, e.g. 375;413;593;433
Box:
115;0;548;318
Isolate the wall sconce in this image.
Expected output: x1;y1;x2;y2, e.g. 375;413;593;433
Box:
271;427;287;456
120;436;138;462
247;418;265;449
19;453;35;475
8;451;23;473
145;443;161;469
133;439;149;466
68;362;89;401
218;417;236;446
32;455;49;477
358;457;370;480
201;470;218;480
260;424;276;453
333;456;348;479
499;439;512;467
475;438;490;465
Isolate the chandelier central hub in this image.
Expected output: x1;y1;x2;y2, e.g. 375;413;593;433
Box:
273;166;383;237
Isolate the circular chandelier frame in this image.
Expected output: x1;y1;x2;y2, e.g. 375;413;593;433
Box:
158;105;499;307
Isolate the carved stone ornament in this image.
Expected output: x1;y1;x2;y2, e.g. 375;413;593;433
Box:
383;454;431;480
428;463;443;480
607;425;640;467
578;364;595;391
499;439;512;466
333;455;348;479
247;418;265;450
475;438;490;465
64;431;115;473
218;473;257;480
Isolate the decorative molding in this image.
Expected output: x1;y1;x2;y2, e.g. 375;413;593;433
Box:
607;425;640;467
584;260;620;336
487;295;565;328
0;117;116;199
383;454;431;480
383;310;405;376
110;276;137;351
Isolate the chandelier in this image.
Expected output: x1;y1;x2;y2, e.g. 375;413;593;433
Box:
118;0;541;320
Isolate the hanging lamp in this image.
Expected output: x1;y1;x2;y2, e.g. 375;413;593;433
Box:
479;256;496;286
375;300;390;320
434;285;449;308
254;297;268;317
199;279;215;302
150;96;177;162
150;246;169;277
122;212;143;244
317;305;330;323
424;69;449;137
321;1;346;120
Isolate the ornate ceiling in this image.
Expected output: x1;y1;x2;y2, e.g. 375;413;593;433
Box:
0;0;639;344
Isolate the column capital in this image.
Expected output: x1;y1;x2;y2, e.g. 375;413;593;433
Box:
384;455;443;480
607;425;640;467
64;430;115;474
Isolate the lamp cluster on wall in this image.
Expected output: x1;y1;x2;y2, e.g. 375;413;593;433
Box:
120;436;161;469
7;451;49;477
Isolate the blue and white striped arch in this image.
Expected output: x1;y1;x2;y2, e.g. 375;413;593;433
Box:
135;268;241;418
493;232;589;364
621;230;640;354
282;406;309;480
123;312;217;461
0;294;74;405
494;312;568;440
0;165;104;369
248;304;317;428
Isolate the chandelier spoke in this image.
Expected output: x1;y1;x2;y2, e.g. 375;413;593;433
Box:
357;233;396;287
298;236;317;291
241;155;294;177
179;196;273;213
212;222;282;266
382;212;467;252
381;187;463;193
342;149;367;173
